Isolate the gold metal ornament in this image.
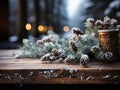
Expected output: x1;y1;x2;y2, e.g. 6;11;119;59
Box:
98;29;119;61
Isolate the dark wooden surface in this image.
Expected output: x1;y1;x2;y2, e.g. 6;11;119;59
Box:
0;50;120;84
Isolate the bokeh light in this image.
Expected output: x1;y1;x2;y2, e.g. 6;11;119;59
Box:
25;23;32;31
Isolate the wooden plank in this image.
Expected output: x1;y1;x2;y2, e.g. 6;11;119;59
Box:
0;50;120;70
0;50;120;84
0;69;120;84
0;61;120;70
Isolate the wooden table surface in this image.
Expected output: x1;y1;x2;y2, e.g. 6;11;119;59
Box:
0;50;120;84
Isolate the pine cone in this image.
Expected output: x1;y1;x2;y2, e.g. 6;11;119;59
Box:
111;19;118;25
69;41;78;53
52;48;59;56
95;20;103;29
58;53;67;60
40;53;52;61
80;54;89;66
72;27;84;36
104;16;111;24
86;18;95;27
103;16;111;29
99;52;113;62
43;37;51;42
91;45;100;53
103;22;111;29
64;55;75;64
37;36;56;44
37;40;44;44
116;25;120;30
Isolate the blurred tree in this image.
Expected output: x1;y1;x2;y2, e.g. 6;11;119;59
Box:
26;0;37;41
43;0;69;34
9;0;119;42
0;0;9;42
104;0;120;23
9;0;27;42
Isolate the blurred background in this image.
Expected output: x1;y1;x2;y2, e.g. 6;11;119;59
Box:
0;0;120;49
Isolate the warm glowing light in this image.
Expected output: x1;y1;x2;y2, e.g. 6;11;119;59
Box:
44;25;48;32
38;25;44;32
25;23;32;31
63;26;70;32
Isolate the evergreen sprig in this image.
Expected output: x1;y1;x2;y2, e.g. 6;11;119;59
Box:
14;17;120;67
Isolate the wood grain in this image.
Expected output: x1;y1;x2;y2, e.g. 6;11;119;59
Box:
0;50;120;84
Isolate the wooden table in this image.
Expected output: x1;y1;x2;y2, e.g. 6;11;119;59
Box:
0;50;120;84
